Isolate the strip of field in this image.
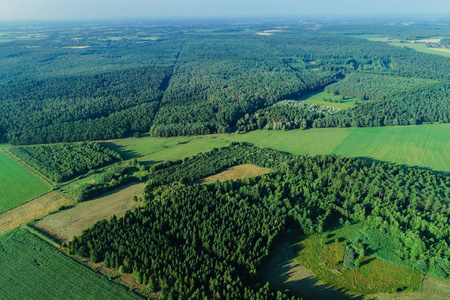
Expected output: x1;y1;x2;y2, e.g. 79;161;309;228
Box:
390;42;450;58
102;123;450;175
199;164;271;184
37;183;145;242
0;228;141;300
99;135;229;165
331;125;450;174
0;191;70;235
0;150;51;213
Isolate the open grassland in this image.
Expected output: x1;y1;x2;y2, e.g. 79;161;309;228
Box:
0;228;141;300
293;224;423;295
0;191;70;235
99;135;229;165
296;90;361;109
37;183;145;242
199;164;271;184
102;123;450;174
0;150;51;213
230;129;353;156
390;42;450;58
331;125;450;174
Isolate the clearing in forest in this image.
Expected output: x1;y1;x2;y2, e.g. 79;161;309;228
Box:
296;90;362;109
293;223;423;295
36;183;145;242
262;241;354;300
0;228;140;300
199;164;271;184
0;191;70;235
264;239;450;299
0;149;51;213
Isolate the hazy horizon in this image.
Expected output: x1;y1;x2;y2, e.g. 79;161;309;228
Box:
0;0;449;21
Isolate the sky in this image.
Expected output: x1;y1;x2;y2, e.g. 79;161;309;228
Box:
0;0;449;21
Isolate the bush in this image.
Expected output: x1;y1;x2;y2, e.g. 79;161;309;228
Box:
343;246;357;271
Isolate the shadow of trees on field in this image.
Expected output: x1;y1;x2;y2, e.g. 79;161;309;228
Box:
274;262;362;300
262;242;364;300
355;156;449;177
98;142;141;160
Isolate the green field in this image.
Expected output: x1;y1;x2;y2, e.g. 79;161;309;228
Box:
390;42;450;58
0;228;141;300
103;124;450;175
293;223;423;295
331;125;450;173
296;90;362;109
355;35;450;58
0;150;51;213
100;135;229;165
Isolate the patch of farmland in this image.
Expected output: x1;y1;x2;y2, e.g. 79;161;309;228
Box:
0;149;51;213
0;228;141;300
36;183;145;242
0;191;70;235
331;124;450;174
199;164;271;184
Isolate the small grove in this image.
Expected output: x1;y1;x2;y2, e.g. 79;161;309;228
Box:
7;142;121;182
68;144;450;298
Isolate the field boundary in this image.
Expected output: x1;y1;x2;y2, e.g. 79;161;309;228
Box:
23;224;62;247
0;190;71;235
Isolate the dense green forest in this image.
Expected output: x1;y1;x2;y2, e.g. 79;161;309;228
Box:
1;20;449;143
7;142;121;182
236;100;340;132
68;144;450;298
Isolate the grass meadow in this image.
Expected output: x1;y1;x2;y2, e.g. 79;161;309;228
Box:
0;228;141;300
199;164;271;184
101;123;450;175
331;124;450;174
293;223;423;295
0;150;51;213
